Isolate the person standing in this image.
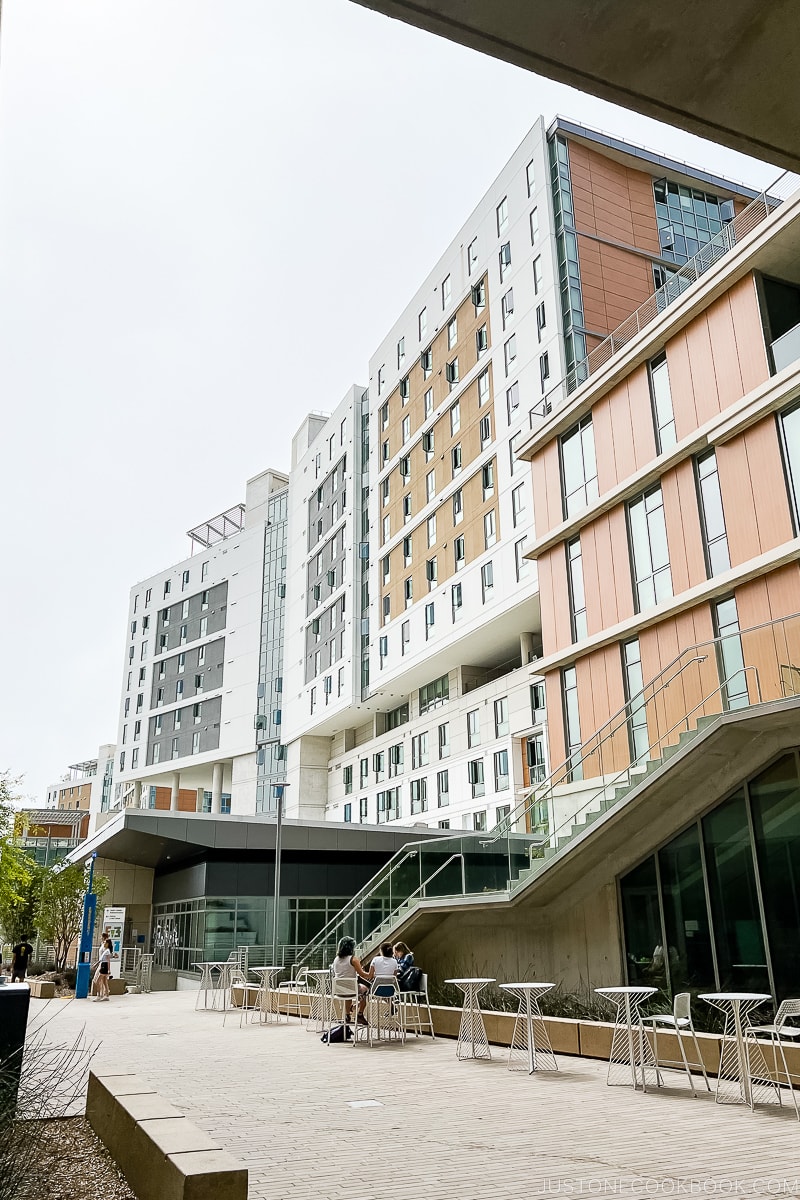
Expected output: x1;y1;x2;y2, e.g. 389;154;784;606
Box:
93;937;113;1001
10;937;34;983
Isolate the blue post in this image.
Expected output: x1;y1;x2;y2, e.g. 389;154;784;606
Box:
75;853;98;1000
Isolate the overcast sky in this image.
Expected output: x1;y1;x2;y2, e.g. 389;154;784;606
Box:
0;0;780;804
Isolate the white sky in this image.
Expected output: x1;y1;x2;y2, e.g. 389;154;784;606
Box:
0;0;780;804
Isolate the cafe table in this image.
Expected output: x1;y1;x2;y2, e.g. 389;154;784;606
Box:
498;982;558;1073
249;966;286;1023
595;986;659;1090
304;968;333;1032
700;992;776;1108
192;961;233;1011
445;977;495;1061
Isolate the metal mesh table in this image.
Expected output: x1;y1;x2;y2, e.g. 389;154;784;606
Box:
700;992;777;1108
499;983;558;1073
595;986;659;1090
446;978;495;1060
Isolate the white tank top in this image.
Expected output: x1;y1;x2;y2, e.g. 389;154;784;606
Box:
332;954;357;979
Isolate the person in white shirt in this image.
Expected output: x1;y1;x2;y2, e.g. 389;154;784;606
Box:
369;942;399;980
93;938;113;1002
331;936;370;1024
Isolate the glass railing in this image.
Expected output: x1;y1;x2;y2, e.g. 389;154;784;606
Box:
771;322;800;373
297;610;800;968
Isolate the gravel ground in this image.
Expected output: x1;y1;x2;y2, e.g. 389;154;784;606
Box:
14;1116;134;1200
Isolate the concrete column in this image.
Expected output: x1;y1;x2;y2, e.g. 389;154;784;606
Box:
135;781;144;810
211;762;223;814
520;632;534;664
170;772;180;812
195;787;204;813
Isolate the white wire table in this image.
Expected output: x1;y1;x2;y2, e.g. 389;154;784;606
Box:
192;961;232;1011
305;969;332;1032
595;986;659;1090
700;992;776;1108
250;966;286;1023
445;977;495;1060
499;983;558;1073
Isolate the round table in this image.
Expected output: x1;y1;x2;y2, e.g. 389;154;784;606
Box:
700;992;774;1108
499;983;558;1074
595;986;658;1090
305;968;333;1032
192;961;233;1011
250;966;285;1023
445;978;495;1060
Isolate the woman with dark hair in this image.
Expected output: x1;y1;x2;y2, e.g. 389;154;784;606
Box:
393;941;417;990
331;936;371;1024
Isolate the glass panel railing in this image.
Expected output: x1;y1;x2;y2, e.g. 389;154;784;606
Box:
771;322;800;373
297;611;800;967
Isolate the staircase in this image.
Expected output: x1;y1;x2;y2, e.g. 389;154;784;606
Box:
296;612;800;968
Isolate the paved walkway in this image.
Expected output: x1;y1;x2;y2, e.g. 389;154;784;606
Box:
29;991;800;1200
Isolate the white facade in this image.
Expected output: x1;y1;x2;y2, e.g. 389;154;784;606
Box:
112;469;287;818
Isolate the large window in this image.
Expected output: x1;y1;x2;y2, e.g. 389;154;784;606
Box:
712;596;749;710
652;177;734;265
627;485;672;612
566;537;587;641
419;674;449;714
559;417;598;518
561;666;582;781
648;353;676;454
695;450;730;576
778;401;800;533
621;638;649;761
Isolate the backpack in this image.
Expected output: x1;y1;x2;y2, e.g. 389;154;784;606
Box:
320;1023;353;1043
399;965;423;992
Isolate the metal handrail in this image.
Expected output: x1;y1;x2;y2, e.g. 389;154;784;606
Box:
518;665;763;874
492;652;708;840
530;169;800;425
357;854;466;954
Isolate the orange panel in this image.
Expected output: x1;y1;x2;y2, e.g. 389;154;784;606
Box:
729;274;770;393
538;554;558;657
661;467;691;596
675;458;708;590
664;331;698;440
684;317;721;424
627;365;658;472
742;419;795;553
592;394;616;495
544;670;567;769
608;505;636;624
708;293;745;409
716;434;760;565
579;523;602;637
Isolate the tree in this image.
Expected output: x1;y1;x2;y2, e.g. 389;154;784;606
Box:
0;861;44;948
35;862;108;972
0;772;33;945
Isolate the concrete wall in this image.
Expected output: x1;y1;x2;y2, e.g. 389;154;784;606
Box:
95;856;154;951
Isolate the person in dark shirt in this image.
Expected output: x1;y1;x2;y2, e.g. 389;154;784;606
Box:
11;938;33;982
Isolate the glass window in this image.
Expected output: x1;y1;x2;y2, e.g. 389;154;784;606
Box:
442;275;451;309
619;856;663;987
438;722;450;759
426;514;436;548
499;241;511;281
483;510;496;549
420;674;449;714
526;159;535;196
559;416;598;517
454;489;464;526
494;697;509;737
468;759;485;799
515;537;530;582
778;401;800;532
712;595;749;709
703;790;769;993
561;665;582;781
658;826;715;995
512;483;525;526
494;749;509;792
478;369;490;407
502;289;514;329
566;536;587;641
467;239;478;275
649;353;677;454
451;583;463;621
437;769;449;807
496;196;508;235
418;307;427;340
696;450;730;576
532;256;543;294
450;401;460;435
627;485;672;612
621;638;649;761
467;709;480;748
448;316;458;350
504;335;517;376
750;753;800;999
526;734;546;783
481;561;494;602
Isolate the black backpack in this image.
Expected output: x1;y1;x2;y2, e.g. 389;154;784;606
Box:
399;965;423;992
320;1023;354;1043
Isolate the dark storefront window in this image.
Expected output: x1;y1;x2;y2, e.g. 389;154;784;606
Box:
750;754;800;999
658;826;715;995
619;857;661;988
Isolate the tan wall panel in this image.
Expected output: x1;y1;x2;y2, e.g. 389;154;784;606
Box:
683;316;720;424
708;293;745;409
716;433;763;566
628;365;658;473
579;522;603;637
730;274;769;393
537;553;558;658
539;545;573;656
531;441;562;537
608;506;636;625
592;393;616;495
544;670;567;769
664;330;698;441
745;419;794;553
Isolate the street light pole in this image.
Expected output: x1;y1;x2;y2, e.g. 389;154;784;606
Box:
270;783;289;967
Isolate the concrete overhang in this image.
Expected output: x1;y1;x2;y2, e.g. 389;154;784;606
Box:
350;1;800;171
68;809;452;872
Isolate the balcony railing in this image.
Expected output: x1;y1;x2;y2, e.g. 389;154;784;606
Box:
530;169;800;428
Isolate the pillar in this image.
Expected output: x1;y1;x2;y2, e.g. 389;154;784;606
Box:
135;781;144;810
170;772;180;812
195;787;204;813
520;632;534;664
211;762;223;814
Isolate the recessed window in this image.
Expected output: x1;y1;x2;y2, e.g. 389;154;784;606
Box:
483;509;497;548
539;351;550;391
478;369;490;407
419;673;449;714
451;583;463;621
397;337;405;368
561;665;582;781
559;416;598;518
472;279;486;310
515;537;530;582
566;536;588;641
450;401;461;435
420;348;432;378
779;400;800;532
426;469;436;502
504;335;517;376
512;482;525;527
481;561;494;602
476;325;488;356
499;241;511;282
530;208;539;245
399;454;410;480
627;485;673;612
468;760;485;800
506;382;520;421
496;196;509;235
494;750;510;792
377;365;385;394
402;494;412;523
442;275;451;309
533;256;543;294
468;239;478;274
404;576;413;608
649;353;677;454
451;445;462;477
446;358;459;388
482;461;494;498
467;708;480;748
526;159;535;196
419;308;427;340
502;288;514;329
453;535;465;570
448;316;458;349
426;514;436;548
401;415;410;443
424;387;434;418
399;376;409;402
425;600;435;636
452;488;463;525
380;401;389;430
426;558;438;589
695;450;730;576
480;414;491;446
437;769;450;808
403;535;412;566
401;620;410;655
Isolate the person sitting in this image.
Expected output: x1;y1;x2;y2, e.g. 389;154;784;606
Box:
331;936;370;1025
369;941;399;981
393;941;416;990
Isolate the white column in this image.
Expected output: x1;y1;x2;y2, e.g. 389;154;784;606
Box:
211;762;223;814
170;772;180;812
135;781;144;809
195;787;204;813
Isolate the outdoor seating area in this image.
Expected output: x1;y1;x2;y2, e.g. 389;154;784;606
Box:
191;954;800;1119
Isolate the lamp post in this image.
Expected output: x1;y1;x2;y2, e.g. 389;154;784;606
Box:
270;783;289;967
75;852;98;1000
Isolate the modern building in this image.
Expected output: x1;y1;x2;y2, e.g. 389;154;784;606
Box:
306;144;800;1002
108;468;288;822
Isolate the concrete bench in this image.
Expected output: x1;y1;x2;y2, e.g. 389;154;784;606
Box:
27;979;56;999
86;1071;247;1200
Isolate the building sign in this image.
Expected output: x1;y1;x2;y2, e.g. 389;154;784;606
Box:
102;906;126;979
